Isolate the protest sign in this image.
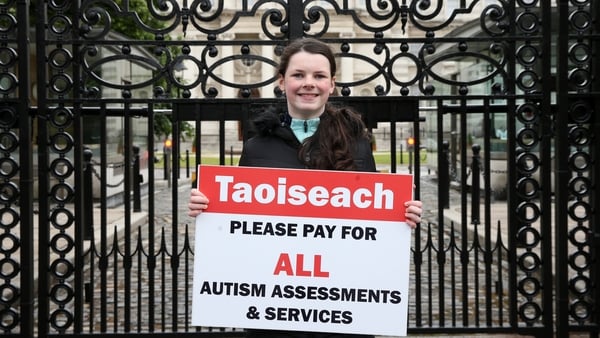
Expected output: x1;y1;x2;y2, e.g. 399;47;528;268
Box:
192;165;413;336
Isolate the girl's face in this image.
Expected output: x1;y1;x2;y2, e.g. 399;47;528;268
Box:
278;51;336;119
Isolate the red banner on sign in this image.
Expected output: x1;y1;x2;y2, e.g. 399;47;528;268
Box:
197;165;413;222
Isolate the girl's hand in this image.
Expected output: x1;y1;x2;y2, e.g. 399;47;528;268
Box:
404;200;423;229
188;189;209;217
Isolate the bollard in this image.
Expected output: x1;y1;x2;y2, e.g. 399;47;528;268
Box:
186;149;190;178
83;148;94;240
400;144;403;165
407;136;415;174
132;145;141;212
163;146;168;180
440;141;450;209
471;144;481;225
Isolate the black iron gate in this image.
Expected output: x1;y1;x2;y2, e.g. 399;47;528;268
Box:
1;0;598;337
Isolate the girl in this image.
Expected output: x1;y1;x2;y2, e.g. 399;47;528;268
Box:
189;38;422;338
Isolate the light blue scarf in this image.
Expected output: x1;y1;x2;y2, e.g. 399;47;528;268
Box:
290;117;320;143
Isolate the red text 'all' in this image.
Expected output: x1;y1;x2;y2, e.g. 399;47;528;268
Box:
273;253;330;278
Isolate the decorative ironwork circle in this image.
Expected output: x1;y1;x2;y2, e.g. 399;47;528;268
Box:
568;102;592;123
50;182;74;203
0;47;17;68
569;275;590;295
0;182;19;204
0;73;18;94
50;283;75;305
0;207;18;228
517;251;541;272
516;226;541;248
0;307;18;330
516;44;539;66
569;152;590;172
48;0;71;10
568;201;591;222
388;53;421;87
516;152;539;174
516;177;540;199
568;68;590;89
50;208;74;230
516;70;539;91
48;14;72;35
0;106;17;128
518;302;542;322
0;232;19;255
49;308;74;330
50;132;74;153
50;158;74;179
570;300;592;321
0;131;18;153
50;107;73;128
569;9;592;32
50;233;75;254
516;202;541;223
516;128;539;149
568;126;590;146
569;43;591;64
568;176;590;197
516;103;539;123
568;226;589;246
0;157;19;179
516;12;539;34
0;258;19;279
518;276;541;297
48;48;73;70
518;0;539;7
569;251;591;272
0;13;16;33
0;284;18;304
50;258;74;279
49;73;73;95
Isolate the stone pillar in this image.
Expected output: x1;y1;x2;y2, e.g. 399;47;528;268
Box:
221;32;236;98
339;32;355;84
261;33;276;97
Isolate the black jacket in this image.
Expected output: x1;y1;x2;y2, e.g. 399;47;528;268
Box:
239;108;376;172
239;107;376;338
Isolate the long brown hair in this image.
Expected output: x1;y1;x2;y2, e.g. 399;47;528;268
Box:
300;106;369;170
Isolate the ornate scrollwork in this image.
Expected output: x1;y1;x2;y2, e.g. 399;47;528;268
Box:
480;2;510;36
79;0;181;40
186;0;287;39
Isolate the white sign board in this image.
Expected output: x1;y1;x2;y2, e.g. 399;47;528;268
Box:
192;165;413;336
